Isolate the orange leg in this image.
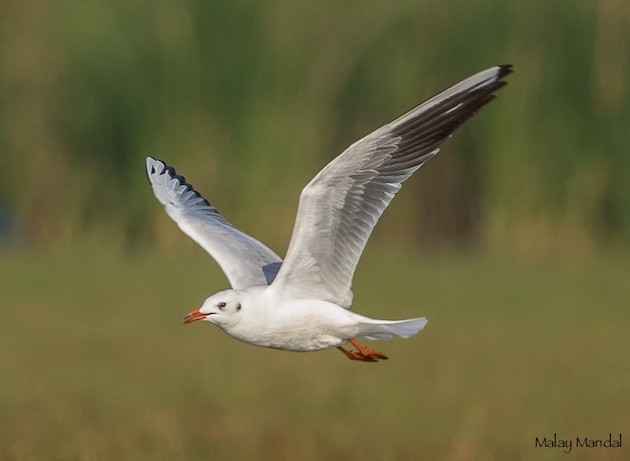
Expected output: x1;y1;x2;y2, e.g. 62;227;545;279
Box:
337;338;389;362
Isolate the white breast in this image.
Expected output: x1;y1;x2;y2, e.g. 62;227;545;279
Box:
221;294;360;352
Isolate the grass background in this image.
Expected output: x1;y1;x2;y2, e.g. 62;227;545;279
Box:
2;0;629;253
1;1;630;459
1;246;629;460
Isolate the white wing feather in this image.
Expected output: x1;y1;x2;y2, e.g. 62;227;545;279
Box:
271;65;512;306
146;157;282;289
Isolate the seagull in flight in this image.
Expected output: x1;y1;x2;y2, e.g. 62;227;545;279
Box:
146;65;511;362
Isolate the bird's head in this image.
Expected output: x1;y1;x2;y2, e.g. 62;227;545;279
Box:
183;290;242;327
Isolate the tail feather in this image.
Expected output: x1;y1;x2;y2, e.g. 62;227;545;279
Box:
357;317;428;340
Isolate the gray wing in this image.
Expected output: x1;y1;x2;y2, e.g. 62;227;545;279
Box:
271;65;512;307
146;157;282;289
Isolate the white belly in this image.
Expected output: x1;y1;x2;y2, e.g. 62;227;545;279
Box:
221;299;360;352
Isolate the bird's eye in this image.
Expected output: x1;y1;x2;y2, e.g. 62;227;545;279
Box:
217;302;227;310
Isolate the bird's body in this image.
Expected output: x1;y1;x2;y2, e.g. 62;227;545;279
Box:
190;286;427;352
147;65;511;361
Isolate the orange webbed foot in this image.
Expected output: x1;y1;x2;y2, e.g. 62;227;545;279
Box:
337;338;389;362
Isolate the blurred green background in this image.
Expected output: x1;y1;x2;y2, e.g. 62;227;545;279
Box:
1;0;629;460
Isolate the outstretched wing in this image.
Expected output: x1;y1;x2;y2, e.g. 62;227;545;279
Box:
146;157;282;289
271;65;512;307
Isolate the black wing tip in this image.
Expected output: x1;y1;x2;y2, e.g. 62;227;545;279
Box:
146;156;166;177
389;64;513;155
145;156;183;184
497;64;514;79
145;156;181;187
485;64;513;97
145;156;215;209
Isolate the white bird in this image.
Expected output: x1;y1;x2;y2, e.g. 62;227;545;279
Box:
146;65;511;362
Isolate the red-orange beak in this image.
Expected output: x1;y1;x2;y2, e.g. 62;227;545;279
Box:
183;309;208;324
